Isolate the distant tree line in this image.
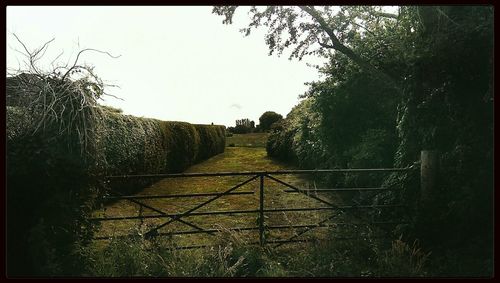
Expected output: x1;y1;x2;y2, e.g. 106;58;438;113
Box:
227;111;282;134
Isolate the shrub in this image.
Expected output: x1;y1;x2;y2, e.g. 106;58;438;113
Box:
7;95;102;276
195;124;226;162
100;114;226;193
161;122;201;172
84;227;272;277
233;124;251;134
259;111;283;132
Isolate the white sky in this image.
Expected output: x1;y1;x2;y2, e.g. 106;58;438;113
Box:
6;6;328;127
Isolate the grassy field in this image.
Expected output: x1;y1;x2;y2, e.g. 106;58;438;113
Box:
226;133;269;147
92;133;381;248
93;146;338;248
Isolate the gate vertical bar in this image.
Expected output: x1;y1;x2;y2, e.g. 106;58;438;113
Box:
259;174;265;246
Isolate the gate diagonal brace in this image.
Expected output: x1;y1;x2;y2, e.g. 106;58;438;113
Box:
104;188;211;238
265;174;342;210
274;211;344;248
265;174;348;248
143;175;259;239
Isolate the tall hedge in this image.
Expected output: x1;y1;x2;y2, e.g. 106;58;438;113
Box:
7;106;99;276
6;105;225;276
99;112;225;193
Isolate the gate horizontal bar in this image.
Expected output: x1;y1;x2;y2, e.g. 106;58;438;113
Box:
157;226;259;236
90;209;260;222
105;167;414;179
283;187;397;193
103;191;254;200
160;221;410;236
94;219;410;239
263;204;404;213
90;204;403;222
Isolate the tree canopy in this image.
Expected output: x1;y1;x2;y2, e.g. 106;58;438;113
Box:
213;6;405;93
258;111;283;132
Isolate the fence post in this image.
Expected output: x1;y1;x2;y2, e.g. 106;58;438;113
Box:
420;150;439;204
416;150;440;241
259;174;265;247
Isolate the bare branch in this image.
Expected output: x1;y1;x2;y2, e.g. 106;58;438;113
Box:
371;11;399;19
62;48;121;82
32;37;55;61
50;50;65;69
8;36;119;158
12;33;32;56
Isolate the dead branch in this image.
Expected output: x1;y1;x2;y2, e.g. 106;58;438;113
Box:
8;34;121;159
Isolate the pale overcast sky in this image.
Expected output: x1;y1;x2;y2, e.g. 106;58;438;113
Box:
7;6;328;127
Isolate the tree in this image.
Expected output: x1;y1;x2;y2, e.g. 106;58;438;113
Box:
236;118;252;127
240;6;494;270
212;6;404;94
259;111;283;132
233;118;253;134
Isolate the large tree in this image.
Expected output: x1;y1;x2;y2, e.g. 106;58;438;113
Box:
212;6;404;94
259;111;283;132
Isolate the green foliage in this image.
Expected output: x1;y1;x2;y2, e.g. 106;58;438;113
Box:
98;110;225;193
85;231;270;277
195;124;226;162
82;229;431;277
99;112;167;194
258;111;283;132
256;5;492;274
7;105;101;276
162;121;201;172
7;94;226;276
231;118;256;134
392;6;493;252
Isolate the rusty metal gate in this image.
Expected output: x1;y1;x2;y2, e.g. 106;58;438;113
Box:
91;167;417;249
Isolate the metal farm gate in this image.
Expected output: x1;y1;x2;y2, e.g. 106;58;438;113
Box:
90;165;419;250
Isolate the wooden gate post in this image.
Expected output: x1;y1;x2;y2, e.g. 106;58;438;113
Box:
420;150;439;204
416;150;440;240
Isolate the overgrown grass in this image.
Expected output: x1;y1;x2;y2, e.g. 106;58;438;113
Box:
83;229;431;277
88;134;432;277
226;133;269;147
93;147;337;248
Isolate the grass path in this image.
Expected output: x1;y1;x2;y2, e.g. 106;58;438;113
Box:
94;146;340;248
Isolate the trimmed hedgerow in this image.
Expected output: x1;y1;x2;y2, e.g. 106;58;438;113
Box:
99;111;167;194
195;124;226;162
162;121;201;173
99;111;225;193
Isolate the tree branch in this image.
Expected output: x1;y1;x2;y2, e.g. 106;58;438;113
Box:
61;48;121;82
299;6;403;94
371;11;399;19
318;40;334;49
